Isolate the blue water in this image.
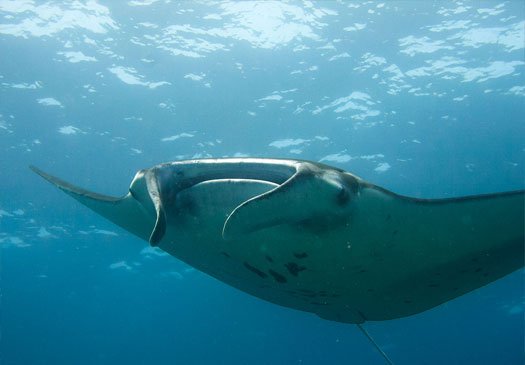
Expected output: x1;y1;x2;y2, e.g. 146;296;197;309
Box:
1;1;524;364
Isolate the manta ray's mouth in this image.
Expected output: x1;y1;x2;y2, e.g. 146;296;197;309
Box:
158;158;300;187
137;159;302;245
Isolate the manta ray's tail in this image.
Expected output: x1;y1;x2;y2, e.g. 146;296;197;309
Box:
357;324;394;365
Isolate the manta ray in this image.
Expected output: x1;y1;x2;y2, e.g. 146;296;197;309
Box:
31;158;524;363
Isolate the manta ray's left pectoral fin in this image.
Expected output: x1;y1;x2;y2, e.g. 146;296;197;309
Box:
30;166;157;242
222;168;356;240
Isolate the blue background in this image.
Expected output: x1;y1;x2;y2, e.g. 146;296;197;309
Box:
1;1;524;364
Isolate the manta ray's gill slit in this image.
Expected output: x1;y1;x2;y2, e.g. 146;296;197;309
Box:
285;289;299;297
310;301;330;306
298;291;317;298
294;289;338;300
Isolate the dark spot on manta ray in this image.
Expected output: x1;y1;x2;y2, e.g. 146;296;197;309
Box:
483;272;489;277
285;262;306;276
386;214;391;221
428;283;439;288
293;252;308;259
220;252;231;258
404;299;413;304
244;262;268;279
310;301;330;306
265;255;274;263
471;258;479;263
392;230;398;236
367;288;374;293
268;269;287;283
298;289;315;293
475;267;483;273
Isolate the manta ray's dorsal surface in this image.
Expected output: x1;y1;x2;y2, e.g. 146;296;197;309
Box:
30;158;524;325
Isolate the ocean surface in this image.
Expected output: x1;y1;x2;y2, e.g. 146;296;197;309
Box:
1;1;524;364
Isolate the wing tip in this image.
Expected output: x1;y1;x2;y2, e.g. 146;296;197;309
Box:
29;165;122;202
29;165;69;189
29;164;48;179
